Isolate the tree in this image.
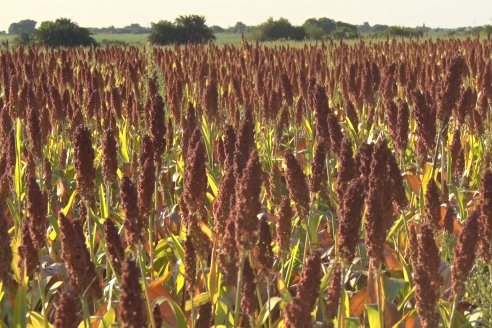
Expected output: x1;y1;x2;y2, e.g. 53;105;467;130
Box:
15;32;34;45
149;15;215;45
303;17;336;40
256;18;305;41
149;20;179;45
8;19;36;35
174;15;215;43
210;25;225;33
36;18;96;47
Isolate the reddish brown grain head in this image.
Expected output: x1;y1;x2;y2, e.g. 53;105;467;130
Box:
451;210;479;296
119;257;147;328
277;196;293;254
478;169;492;262
120;176;143;248
284;151;310;220
102;128;118;184
59;212;102;299
104;218;125;275
73;126;96;204
241;258;259;318
234;149;262;251
54;292;79;328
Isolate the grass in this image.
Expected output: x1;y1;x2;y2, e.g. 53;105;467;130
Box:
0;31;485;47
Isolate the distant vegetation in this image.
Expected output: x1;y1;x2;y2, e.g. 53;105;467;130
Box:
36;18;96;47
8;19;37;35
149;15;215;45
255;18;306;41
2;15;491;47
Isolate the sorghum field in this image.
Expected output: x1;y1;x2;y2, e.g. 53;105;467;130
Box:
0;38;491;328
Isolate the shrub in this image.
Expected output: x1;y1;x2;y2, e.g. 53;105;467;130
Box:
149;15;215;45
8;19;37;35
36;18;96;47
256;18;305;41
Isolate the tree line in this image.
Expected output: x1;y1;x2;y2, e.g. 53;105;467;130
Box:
4;16;492;47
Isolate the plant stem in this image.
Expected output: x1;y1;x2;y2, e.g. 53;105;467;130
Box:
234;255;245;328
137;245;156;328
86;202;95;262
266;276;272;328
337;266;345;328
303;214;311;265
37;277;48;328
376;265;385;328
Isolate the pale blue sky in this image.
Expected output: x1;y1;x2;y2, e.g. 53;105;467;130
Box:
1;0;491;31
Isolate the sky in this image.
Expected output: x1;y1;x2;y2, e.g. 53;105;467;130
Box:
1;0;491;31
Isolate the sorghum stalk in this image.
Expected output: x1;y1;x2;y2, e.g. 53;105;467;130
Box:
234;255;245;328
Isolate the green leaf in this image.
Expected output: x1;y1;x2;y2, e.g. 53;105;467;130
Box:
168;299;188;328
391;309;416;328
285;239;300;286
421;162;434;195
303;117;313;140
13;276;28;328
365;304;381;328
118;120;130;162
398;286;415;312
383;278;405;303
99;184;109;219
168;234;185;261
344;318;361;328
61;190;78;216
320;265;335;293
98;307;116;328
28;311;52;328
207;171;218;197
185;293;210;311
257;297;284;327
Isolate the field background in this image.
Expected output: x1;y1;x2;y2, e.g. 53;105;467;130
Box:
0;31;477;46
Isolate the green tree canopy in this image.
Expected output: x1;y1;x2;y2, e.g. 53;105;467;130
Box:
149;15;215;45
36;18;96;47
8;19;37;35
255;18;305;41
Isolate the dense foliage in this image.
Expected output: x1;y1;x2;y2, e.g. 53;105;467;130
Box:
255;17;306;41
0;38;491;327
8;19;37;35
35;18;96;47
149;15;215;45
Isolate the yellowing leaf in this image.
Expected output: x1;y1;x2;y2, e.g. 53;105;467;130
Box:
404;173;421;194
199;221;214;242
350;288;368;317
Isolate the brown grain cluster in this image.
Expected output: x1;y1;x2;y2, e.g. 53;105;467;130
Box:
27;176;47;250
257;214;274;273
276;196;293;254
283;252;322;327
54;292;79;328
73;126;96;203
364;139;394;264
240;258;259;318
120;176;143;248
119;257;147;328
183;129;208;215
102;128;118;184
59;213;102;299
18;220;39;277
451;210;479;296
104;218;125;275
478;169;492;262
284;151;310;220
234;149;262;251
337;177;365;264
